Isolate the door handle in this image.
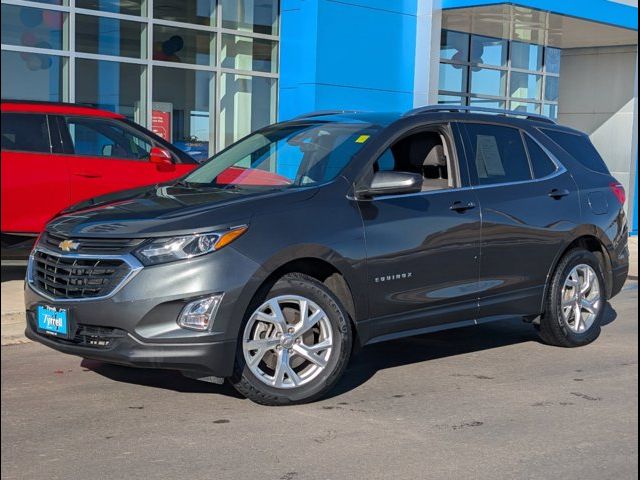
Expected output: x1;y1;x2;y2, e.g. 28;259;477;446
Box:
548;188;570;199
450;201;477;213
73;172;102;179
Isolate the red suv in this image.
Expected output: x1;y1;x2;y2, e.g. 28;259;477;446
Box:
1;101;198;261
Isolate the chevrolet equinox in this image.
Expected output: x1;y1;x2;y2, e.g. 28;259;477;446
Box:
25;106;630;405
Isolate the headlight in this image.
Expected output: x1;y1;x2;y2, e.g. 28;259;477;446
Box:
134;225;248;266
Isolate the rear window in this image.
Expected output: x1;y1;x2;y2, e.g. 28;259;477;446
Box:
1;113;50;153
541;129;609;174
524;135;558;179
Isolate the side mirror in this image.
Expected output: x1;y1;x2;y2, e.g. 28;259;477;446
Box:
357;171;423;199
149;146;175;172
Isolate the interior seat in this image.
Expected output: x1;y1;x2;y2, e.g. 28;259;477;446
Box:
422;144;450;191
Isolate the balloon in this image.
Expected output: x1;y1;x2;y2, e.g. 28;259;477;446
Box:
20;8;42;28
20;31;38;47
43;10;61;29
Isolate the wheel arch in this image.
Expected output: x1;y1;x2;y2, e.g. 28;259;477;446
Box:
230;245;364;348
541;228;614;314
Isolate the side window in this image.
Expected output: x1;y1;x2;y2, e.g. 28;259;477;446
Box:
65;118;152;160
373;131;452;191
464;123;532;186
540;128;609;174
524;135;558;178
1;113;50;153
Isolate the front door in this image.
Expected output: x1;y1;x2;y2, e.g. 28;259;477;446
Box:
55;115;189;204
359;125;481;340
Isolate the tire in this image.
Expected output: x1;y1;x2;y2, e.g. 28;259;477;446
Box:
230;273;352;406
538;248;606;347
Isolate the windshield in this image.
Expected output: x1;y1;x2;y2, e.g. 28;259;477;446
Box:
183;122;379;188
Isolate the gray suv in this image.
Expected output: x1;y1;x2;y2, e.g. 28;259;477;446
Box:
25;106;630;405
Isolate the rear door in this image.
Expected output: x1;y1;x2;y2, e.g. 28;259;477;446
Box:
1;112;70;233
459;122;580;318
55;116;190;204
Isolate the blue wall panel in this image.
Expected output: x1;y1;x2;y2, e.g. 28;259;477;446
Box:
279;0;418;121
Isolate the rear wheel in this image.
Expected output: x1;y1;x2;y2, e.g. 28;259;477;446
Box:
538;249;606;347
231;273;352;405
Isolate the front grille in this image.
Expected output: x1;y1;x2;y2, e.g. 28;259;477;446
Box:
72;324;127;348
42;232;144;255
31;250;131;299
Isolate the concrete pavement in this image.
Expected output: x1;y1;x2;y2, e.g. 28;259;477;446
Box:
1;283;637;480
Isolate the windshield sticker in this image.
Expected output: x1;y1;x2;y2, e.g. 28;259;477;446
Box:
355;135;370;144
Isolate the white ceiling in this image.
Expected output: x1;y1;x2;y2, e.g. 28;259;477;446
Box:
442;4;639;48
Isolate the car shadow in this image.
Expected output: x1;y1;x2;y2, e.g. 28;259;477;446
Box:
81;305;618;402
1;266;26;283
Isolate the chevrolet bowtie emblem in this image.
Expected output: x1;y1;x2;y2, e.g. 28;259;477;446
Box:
58;239;80;252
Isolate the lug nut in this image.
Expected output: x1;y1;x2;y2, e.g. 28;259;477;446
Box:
288;349;294;354
288;327;294;334
296;338;302;344
276;345;282;350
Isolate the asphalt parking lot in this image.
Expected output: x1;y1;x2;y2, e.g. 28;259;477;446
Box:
1;276;637;480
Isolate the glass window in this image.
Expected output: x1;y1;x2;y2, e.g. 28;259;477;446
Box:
440;30;469;62
545;47;561;74
222;0;279;35
221;34;277;73
1;5;66;50
470;35;507;66
525;135;557;178
75;59;145;121
510;101;540;114
465;123;532;185
153;66;214;158
541;129;610;174
1;113;50;153
153;25;215;66
1;50;65;102
543;104;558;120
65;117;151;160
544;76;559;102
470;68;506;97
186;122;380;187
153;0;216;26
76;15;143;58
76;0;143;16
219;74;276;149
439;63;467;92
511;41;543;71
469;97;506;109
438;95;464;105
510;72;542;99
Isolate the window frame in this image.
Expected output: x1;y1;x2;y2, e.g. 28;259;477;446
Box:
0;112;53;154
354;122;467;200
458;120;566;189
57;114;156;161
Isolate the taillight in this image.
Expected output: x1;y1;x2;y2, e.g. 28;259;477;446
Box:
609;182;626;205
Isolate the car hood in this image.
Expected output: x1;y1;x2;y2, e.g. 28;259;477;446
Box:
47;183;318;238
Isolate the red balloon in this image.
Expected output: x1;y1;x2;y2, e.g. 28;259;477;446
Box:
21;31;38;47
42;10;61;29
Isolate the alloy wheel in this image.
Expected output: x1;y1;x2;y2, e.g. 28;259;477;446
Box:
242;295;334;389
561;264;602;334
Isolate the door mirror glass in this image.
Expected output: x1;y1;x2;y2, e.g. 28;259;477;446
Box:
149;146;175;171
358;171;423;198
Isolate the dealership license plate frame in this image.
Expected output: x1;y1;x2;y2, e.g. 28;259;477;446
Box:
37;305;71;338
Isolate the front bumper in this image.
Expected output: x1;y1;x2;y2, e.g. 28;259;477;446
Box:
25;318;237;376
25;246;262;378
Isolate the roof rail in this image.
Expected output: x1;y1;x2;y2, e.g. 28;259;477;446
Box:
293;110;363;120
404;105;557;124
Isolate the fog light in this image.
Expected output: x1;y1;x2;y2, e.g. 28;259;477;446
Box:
178;294;223;331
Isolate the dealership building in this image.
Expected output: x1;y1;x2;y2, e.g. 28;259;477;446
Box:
1;0;638;233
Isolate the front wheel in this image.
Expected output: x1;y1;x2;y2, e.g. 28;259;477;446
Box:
230;273;352;405
538;248;606;347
